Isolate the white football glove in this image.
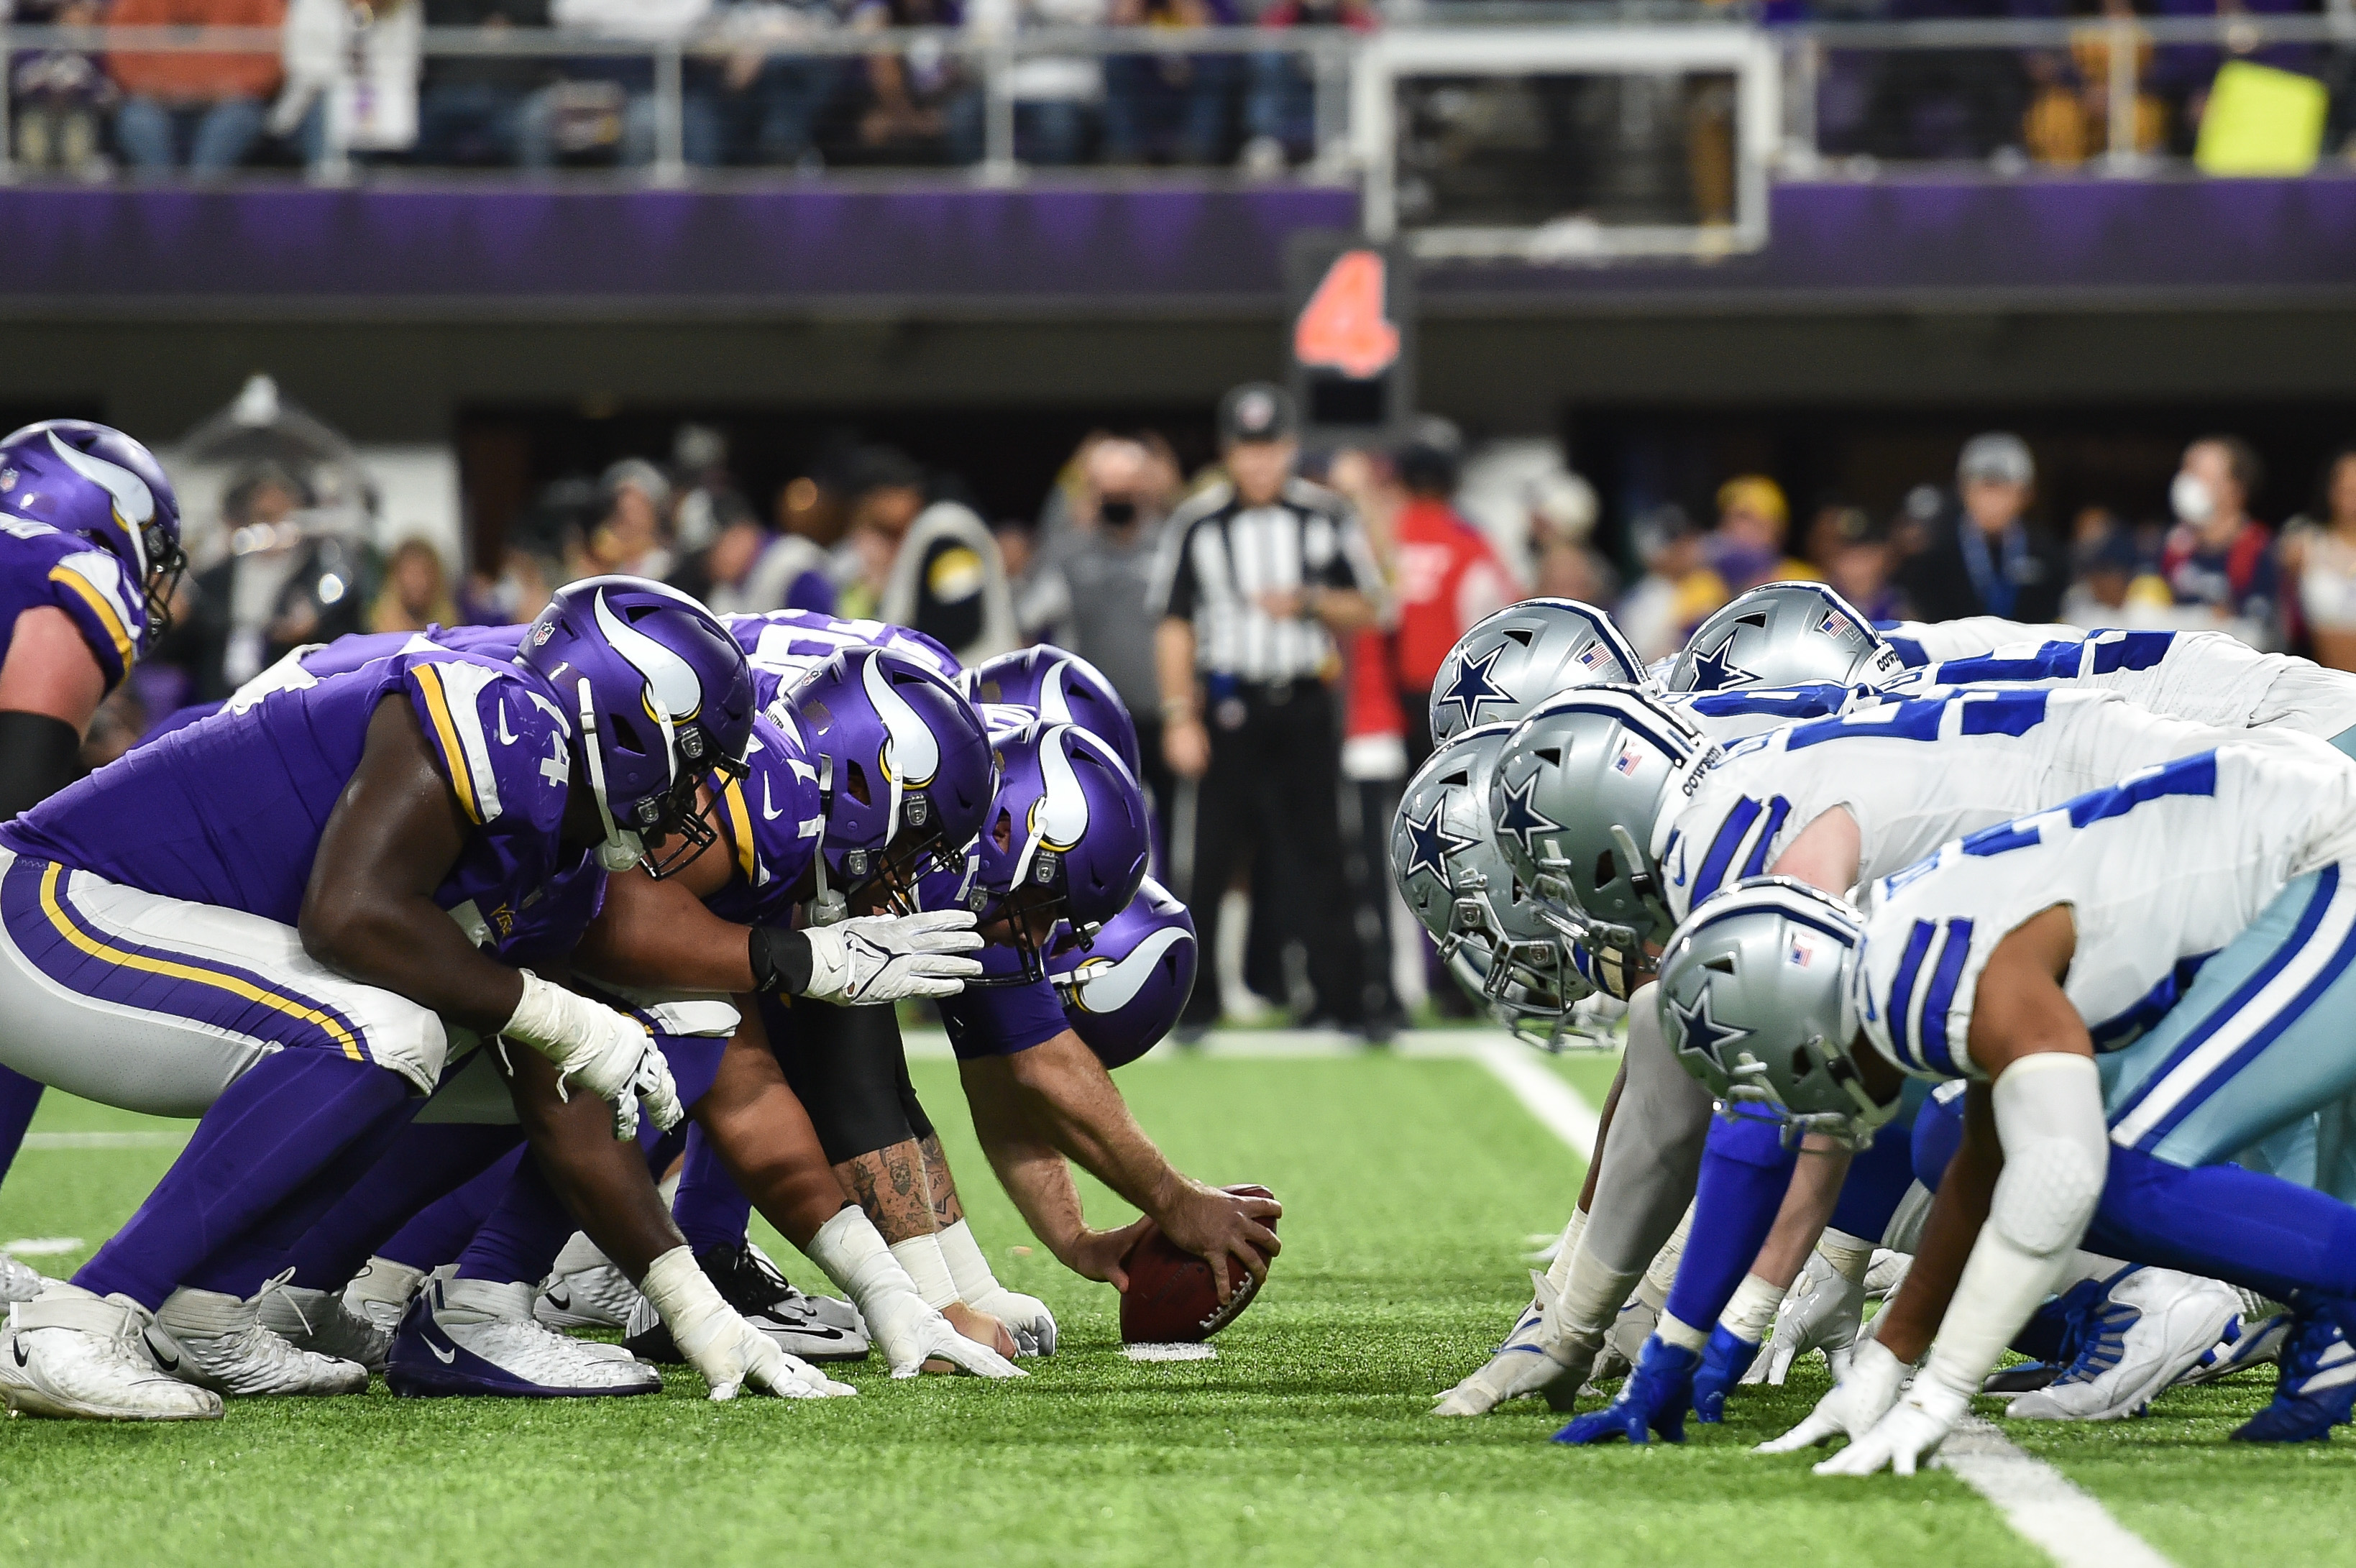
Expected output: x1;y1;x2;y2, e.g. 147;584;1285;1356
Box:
805;1207;1026;1380
1750;1250;1868;1385
970;1288;1058;1357
641;1247;856;1400
502;971;684;1140
1431;1274;1603;1416
1812;1378;1969;1477
801;911;985;1005
1756;1337;1912;1454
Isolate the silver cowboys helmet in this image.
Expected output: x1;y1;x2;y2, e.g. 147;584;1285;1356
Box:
1665;583;1906;694
1488;685;1719;999
1654;876;1899;1143
1429;598;1647;746
1390;724;1595;1049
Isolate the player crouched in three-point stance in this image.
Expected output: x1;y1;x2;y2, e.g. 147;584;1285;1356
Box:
0;578;980;1419
1661;738;2356;1469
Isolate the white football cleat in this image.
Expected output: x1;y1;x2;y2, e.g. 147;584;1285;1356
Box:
388;1277;661;1398
256;1278;393;1376
0;1287;222;1421
342;1256;426;1334
2180;1310;2291;1385
2006;1267;2240;1421
153;1283;370;1397
0;1250;45;1303
535;1234;643;1330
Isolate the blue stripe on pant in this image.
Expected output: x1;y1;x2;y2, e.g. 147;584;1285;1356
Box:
2105;863;2356;1178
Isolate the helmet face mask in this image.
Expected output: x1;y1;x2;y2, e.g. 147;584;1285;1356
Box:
1489;686;1715;999
1391;723;1604;1047
1654;876;1899;1145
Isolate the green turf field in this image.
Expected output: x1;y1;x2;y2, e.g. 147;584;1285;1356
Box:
2;1043;2352;1568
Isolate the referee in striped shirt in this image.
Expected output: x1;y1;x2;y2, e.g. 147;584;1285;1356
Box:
1150;383;1388;1040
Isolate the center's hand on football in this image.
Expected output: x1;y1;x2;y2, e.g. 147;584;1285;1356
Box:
1154;1183;1281;1303
1065;1217;1155;1290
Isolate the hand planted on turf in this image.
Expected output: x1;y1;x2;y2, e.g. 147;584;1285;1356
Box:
1553;1334;1700;1445
1811;1380;1968;1477
890;1305;1027;1380
941;1301;1019;1362
1756;1338;1911;1454
1066;1218;1155;1291
972;1288;1058;1356
1431;1275;1601;1417
1755;1251;1866;1385
1156;1183;1281;1305
1692;1323;1763;1423
679;1306;858;1400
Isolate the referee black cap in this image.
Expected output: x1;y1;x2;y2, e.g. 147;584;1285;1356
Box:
1219;382;1297;446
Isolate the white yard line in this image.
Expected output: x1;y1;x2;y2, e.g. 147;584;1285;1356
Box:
19;1130;186;1150
1936;1418;2177;1568
1465;1038;1601;1161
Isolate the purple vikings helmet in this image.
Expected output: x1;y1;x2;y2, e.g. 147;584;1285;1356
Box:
0;420;187;631
965;644;1144;779
1045;878;1196;1068
963;718;1150;983
784;646;995;912
519;575;756;878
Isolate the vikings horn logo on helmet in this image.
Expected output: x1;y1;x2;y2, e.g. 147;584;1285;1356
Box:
595;588;706;725
864;654;942;789
50;431;157;575
1066;926;1190;1014
1022;724;1092;862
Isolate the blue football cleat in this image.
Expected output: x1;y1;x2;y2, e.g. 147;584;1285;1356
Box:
1690;1324;1760;1423
2232;1297;2356;1444
1554;1334;1700;1445
386;1276;661;1399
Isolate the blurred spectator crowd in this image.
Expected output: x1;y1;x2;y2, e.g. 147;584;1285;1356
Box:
12;0;2356;180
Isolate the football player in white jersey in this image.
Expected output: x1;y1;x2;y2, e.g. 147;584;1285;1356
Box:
1530;683;2307;1441
1659;739;2356;1467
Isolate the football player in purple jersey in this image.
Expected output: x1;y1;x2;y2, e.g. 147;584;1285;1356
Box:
0;579;981;1421
0;420;185;1300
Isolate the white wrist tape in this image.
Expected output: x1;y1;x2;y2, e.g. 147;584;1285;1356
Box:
1719;1272;1789;1344
1818;1227;1877;1286
889;1234;962;1311
1556;1237;1644;1339
935;1220;1001;1305
502;969;591;1059
805;1206;937;1375
641;1245;730;1361
1656;1311;1710;1353
1544;1207;1590;1292
1921;1053;2107;1399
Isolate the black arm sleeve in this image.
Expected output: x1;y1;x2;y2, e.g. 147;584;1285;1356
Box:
747;925;815;996
0;711;83;820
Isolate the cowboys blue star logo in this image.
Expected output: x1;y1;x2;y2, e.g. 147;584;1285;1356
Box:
1494;767;1565;858
1400;800;1477;886
1436;643;1513;729
1668;985;1754;1062
1687;633;1757;690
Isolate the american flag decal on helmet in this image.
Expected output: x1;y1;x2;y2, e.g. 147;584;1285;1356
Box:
1818;610;1852;641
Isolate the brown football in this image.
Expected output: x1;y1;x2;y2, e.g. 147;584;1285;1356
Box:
1117;1184;1278;1344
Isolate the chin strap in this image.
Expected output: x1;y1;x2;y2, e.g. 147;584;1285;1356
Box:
577;677;642;873
807;753;846;925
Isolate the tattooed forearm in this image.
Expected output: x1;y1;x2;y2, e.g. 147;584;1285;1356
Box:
835;1138;940;1242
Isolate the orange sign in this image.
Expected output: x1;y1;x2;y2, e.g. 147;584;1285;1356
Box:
1293;249;1401;381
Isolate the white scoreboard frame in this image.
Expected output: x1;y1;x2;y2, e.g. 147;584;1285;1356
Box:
1352;27;1781;262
